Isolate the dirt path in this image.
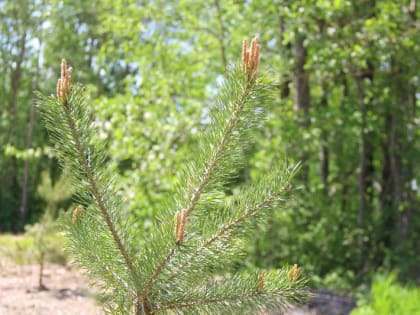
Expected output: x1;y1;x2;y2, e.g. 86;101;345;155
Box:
0;258;353;315
0;260;103;315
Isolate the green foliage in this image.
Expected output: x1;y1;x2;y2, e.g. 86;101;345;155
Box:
351;274;420;315
0;234;34;265
39;46;307;313
1;0;419;296
0;230;67;267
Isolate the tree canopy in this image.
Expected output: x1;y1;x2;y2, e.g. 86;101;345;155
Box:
0;0;419;286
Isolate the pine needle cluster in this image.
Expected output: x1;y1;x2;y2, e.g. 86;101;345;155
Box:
38;37;307;314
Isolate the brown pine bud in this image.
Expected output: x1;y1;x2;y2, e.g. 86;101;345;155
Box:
57;59;72;102
257;270;267;293
174;209;188;245
288;264;300;282
242;39;248;65
72;206;83;223
241;36;260;78
174;210;181;239
178;209;188;245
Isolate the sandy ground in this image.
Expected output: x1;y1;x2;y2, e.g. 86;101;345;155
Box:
0;257;333;315
0;259;103;315
0;259;312;315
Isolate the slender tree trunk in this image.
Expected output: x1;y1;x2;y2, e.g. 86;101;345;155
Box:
355;68;375;272
338;73;350;213
38;252;47;290
320;82;329;196
278;15;291;99
392;61;412;252
293;36;310;184
378;108;395;269
7;30;27;145
19;31;42;226
19;102;36;224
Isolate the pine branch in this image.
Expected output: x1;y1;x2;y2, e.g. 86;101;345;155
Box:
139;40;261;302
153;267;306;314
138;40;303;314
139;244;177;310
154;291;262;313
40;60;140;306
61;99;137;278
158;177;296;287
185;78;253;217
203;181;293;248
139;73;257;308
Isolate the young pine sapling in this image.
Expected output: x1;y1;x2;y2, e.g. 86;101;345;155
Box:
39;37;307;314
26;170;73;290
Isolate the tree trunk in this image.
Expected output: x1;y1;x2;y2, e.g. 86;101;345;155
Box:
293;36;310;184
320;82;329;196
392;60;413;254
7;30;27;145
355;68;375;272
5;30;27;231
278;15;291;99
19;30;42;227
378;109;395;268
19;102;36;224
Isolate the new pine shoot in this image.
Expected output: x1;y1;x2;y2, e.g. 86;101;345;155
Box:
39;37;307;314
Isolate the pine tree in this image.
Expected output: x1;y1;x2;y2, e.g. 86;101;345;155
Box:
38;37;307;314
25;169;73;290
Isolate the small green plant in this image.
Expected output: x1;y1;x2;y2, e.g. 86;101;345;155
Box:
25;170;72;289
38;38;307;314
25;213;63;290
351;273;420;315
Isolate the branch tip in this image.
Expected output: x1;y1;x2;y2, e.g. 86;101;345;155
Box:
289;264;300;282
72;206;83;223
241;36;260;78
257;270;267;293
174;209;188;245
57;58;72;102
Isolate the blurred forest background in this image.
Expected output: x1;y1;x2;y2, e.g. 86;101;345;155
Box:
0;0;419;295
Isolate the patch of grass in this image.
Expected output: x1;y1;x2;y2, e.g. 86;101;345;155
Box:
351;273;420;315
0;231;67;265
0;234;35;265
